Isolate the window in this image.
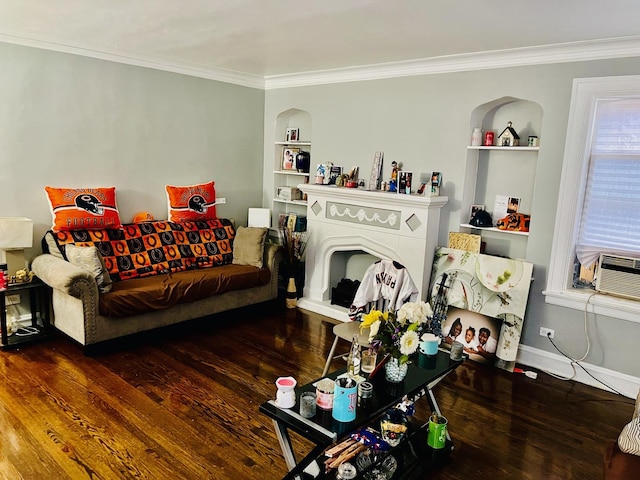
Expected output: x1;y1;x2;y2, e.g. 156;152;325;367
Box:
576;99;640;266
544;75;640;323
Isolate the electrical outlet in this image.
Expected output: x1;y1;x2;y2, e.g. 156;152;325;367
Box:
539;327;555;339
5;293;20;306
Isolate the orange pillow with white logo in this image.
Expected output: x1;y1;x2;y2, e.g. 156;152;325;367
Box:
166;181;217;222
45;186;123;232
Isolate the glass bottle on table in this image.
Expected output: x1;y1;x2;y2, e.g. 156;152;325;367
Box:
347;334;361;378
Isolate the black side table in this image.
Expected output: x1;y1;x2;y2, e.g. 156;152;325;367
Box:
0;278;51;349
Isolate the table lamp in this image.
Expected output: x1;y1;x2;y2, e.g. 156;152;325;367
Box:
0;217;33;278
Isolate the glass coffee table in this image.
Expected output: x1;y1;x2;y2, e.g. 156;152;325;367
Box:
259;350;464;479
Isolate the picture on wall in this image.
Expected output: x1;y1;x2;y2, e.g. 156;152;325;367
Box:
441;306;500;365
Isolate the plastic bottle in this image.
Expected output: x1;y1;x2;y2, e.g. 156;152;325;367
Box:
346;334;361;377
471;127;482;146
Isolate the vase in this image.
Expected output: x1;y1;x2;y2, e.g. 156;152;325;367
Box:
285;277;297;309
295;151;311;173
384;357;408;383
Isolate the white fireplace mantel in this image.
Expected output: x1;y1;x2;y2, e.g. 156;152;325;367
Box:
297;184;447;321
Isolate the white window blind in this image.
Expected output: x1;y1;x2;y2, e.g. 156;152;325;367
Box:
575;98;640;266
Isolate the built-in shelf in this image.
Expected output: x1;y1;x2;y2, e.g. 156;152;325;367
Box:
460;223;529;236
274;141;311;146
273;170;310;177
467;146;539;151
274;198;307;206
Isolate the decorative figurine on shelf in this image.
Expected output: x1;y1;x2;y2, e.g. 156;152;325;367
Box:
389;161;400;192
496;213;531;232
497;121;520;146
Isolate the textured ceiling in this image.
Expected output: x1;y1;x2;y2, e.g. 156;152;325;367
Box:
1;0;639;83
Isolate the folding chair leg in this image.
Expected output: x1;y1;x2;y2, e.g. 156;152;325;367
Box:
322;336;340;377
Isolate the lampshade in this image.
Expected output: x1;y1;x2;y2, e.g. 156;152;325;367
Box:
0;217;33;276
0;217;33;250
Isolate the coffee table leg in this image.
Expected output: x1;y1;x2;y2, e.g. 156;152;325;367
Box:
272;419;297;471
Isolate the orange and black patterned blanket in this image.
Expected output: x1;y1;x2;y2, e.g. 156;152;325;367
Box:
45;219;235;281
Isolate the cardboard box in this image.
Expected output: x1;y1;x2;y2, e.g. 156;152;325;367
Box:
278;187;302;201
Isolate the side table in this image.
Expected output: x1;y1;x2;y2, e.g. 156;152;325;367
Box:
0;278;51;349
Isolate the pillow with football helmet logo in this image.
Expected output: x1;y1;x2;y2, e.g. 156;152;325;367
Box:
45;186;122;232
166;181;217;222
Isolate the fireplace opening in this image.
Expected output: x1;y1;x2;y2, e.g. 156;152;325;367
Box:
329;251;378;307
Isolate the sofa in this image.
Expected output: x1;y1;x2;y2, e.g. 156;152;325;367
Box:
32;218;281;352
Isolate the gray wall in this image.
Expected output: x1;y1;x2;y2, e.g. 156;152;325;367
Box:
0;42;265;261
264;58;640;378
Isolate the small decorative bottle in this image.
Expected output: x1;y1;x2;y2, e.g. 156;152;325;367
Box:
346;334;361;378
471;127;482;146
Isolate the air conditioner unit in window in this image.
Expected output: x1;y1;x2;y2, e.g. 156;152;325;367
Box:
595;254;640;301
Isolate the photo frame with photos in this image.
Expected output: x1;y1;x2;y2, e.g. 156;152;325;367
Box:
441;306;501;365
507;196;520;213
285;128;300;143
282;147;300;170
398;171;413;194
470;204;485;220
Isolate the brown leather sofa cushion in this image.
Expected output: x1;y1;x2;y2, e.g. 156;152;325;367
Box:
99;263;271;317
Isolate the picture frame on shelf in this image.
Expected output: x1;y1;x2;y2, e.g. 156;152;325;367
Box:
507;197;520;213
470;204;485;220
285;128;299;143
282;147;300;170
398;171;412;194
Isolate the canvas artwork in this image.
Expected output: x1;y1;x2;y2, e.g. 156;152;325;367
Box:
429;246;534;371
440;307;501;365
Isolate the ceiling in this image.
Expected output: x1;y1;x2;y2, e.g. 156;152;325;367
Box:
1;0;640;88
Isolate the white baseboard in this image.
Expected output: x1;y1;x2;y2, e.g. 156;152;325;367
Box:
517;344;640;399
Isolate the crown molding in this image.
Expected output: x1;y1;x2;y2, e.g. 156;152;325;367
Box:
0;32;266;90
2;31;640;91
264;36;640;89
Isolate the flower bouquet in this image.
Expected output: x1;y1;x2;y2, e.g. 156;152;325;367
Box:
361;301;434;365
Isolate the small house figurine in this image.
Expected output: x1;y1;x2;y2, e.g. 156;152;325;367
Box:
497;121;520;146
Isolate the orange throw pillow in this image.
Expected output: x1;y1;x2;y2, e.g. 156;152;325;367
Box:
166;181;217;222
45;186;122;232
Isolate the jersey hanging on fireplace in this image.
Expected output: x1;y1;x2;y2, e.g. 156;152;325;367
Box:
348;259;419;321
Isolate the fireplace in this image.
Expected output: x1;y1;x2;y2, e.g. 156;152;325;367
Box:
297;184;447;321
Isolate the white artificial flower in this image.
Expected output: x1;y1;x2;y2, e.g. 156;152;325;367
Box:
368;320;381;343
399;330;420;355
397;301;433;324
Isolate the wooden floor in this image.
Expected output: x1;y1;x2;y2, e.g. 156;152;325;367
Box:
0;301;634;480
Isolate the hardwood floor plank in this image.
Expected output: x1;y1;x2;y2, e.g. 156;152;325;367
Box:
0;303;634;479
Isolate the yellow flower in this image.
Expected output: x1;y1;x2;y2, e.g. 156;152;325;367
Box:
361;310;386;329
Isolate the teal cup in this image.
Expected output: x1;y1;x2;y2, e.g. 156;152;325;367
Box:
419;333;440;355
332;377;357;422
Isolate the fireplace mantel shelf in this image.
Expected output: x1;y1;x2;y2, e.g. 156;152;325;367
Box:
298;184;448;208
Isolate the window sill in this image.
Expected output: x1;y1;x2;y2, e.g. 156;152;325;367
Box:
543;288;640;324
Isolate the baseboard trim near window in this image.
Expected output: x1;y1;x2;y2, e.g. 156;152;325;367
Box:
517;344;640;399
543;288;640;324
